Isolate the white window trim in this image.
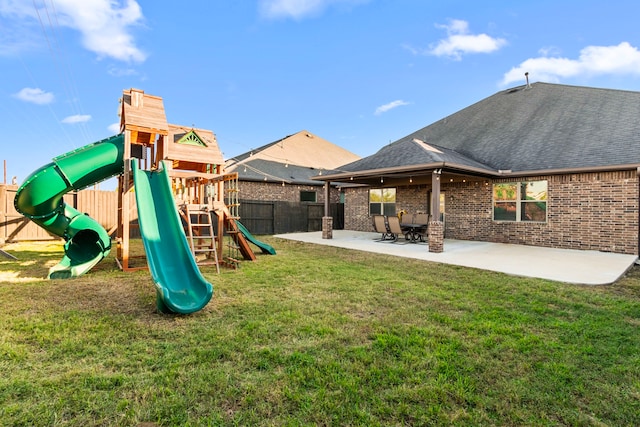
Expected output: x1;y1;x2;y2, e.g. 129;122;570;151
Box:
369;188;396;216
493;181;547;223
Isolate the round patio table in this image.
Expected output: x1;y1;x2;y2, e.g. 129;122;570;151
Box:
400;223;428;242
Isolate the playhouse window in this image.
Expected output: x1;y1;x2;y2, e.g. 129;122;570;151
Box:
493;181;547;222
369;188;396;216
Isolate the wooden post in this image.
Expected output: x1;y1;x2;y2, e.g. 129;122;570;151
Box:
119;129;132;269
324;182;330;217
431;169;441;221
428;169;444;253
322;183;333;239
0;183;5;244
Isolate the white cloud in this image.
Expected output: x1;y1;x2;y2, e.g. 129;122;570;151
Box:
107;122;121;134
108;66;139;77
0;0;35;18
61;114;91;124
425;19;507;60
0;0;146;62
259;0;366;20
0;1;40;55
13;87;54;105
57;0;146;62
537;46;562;57
375;100;410;115
501;42;640;86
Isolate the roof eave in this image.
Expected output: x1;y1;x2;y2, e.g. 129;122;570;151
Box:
314;162;640;181
240;176;326;185
502;163;640;178
312;162;500;181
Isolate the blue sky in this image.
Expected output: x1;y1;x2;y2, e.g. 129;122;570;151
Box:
2;0;640;188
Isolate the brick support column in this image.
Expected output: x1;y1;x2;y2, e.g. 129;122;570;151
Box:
322;216;333;239
428;220;444;253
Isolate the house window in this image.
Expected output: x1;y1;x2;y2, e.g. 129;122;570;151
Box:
369;188;396;216
300;191;317;202
493;181;547;222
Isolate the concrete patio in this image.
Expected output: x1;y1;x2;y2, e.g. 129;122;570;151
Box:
273;230;638;285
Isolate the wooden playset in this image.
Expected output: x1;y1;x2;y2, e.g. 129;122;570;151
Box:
115;88;256;271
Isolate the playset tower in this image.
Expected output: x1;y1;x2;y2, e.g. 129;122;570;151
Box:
116;88;256;270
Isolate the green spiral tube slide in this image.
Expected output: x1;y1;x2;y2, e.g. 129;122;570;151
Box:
14;134;125;279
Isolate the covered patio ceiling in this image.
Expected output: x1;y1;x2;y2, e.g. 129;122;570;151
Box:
312;161;640;187
312;163;500;187
338;170;490;187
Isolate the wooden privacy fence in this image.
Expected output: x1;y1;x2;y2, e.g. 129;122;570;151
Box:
0;184;133;243
1;185;342;243
238;200;344;235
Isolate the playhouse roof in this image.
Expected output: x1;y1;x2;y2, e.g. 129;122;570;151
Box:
162;124;224;171
120;88;168;135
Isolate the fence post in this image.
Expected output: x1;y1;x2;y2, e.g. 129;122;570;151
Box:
0;184;5;244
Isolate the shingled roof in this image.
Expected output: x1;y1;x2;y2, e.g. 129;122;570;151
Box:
333;82;640;179
337;138;496;175
226;130;359;170
226;130;360;184
234;158;325;185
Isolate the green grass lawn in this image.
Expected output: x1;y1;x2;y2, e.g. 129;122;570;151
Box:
1;238;639;426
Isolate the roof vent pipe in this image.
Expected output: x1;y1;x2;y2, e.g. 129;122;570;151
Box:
525;72;531;89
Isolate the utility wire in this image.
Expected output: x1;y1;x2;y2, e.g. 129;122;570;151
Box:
28;0;76;147
44;0;92;142
34;0;92;144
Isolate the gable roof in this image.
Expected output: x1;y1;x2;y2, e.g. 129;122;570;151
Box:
226;130;360;171
338;138;496;175
235;158;326;185
161;124;223;170
226;130;360;184
327;82;640;181
174;129;207;146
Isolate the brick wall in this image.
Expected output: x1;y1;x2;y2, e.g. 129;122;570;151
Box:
344;185;431;232
545;171;638;254
344;187;372;231
239;181;341;203
442;180;493;243
343;171;639;255
396;185;430;213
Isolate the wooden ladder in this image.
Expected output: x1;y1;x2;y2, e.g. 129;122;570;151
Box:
182;204;220;274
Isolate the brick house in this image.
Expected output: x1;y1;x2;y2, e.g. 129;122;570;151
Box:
225;130;360;233
316;83;640;255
